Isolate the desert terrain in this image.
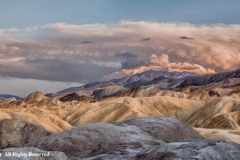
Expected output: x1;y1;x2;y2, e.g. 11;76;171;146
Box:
1;69;240;159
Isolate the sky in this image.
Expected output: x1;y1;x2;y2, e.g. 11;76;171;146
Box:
0;0;240;97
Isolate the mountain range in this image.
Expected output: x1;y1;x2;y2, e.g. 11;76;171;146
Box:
45;68;240;101
0;94;22;100
46;70;199;98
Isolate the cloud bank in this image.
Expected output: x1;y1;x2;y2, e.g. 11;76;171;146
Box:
0;21;240;82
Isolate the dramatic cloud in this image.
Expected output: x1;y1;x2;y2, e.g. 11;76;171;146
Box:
104;54;215;79
0;21;240;82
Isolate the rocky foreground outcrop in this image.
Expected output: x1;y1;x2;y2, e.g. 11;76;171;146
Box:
0;119;50;148
26;122;162;158
123;117;201;142
25;117;200;158
136;140;240;160
23;117;240;159
0;117;235;159
90;140;240;160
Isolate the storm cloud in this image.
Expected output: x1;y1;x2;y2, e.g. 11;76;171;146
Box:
0;21;240;82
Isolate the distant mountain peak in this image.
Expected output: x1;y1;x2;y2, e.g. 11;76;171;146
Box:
23;91;47;103
0;94;22;100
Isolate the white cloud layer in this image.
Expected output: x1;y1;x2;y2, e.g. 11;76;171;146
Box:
0;21;240;82
104;54;216;79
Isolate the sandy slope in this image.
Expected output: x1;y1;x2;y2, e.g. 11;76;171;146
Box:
67;96;204;126
1;89;240;144
0;92;205;128
186;96;240;130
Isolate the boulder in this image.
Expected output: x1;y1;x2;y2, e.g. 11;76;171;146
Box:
26;122;162;158
124;117;202;142
136;139;240;160
0;119;51;148
86;140;240;160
